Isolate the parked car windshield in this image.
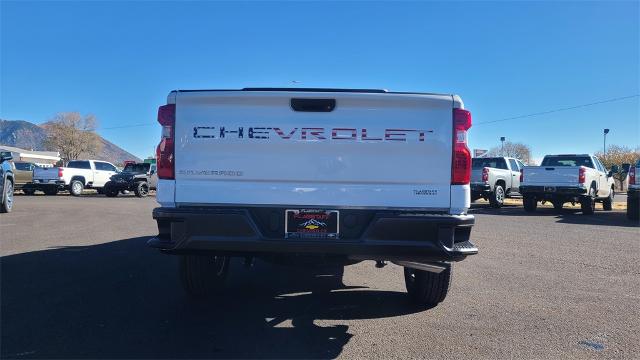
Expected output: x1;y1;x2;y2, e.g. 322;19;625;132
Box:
541;155;594;168
472;158;508;170
123;163;150;173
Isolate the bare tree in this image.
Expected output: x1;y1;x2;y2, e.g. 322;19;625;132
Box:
43;112;103;163
594;145;640;170
485;141;533;164
594;145;640;190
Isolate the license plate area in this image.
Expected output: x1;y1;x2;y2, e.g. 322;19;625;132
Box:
285;209;339;239
544;186;557;192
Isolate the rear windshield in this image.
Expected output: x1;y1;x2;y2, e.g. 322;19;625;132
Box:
541;156;594;168
472;158;508;170
67;161;91;169
123;163;150;173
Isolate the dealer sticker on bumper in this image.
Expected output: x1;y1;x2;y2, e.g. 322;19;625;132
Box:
285;209;339;239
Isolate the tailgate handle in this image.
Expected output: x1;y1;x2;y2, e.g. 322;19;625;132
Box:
290;98;336;112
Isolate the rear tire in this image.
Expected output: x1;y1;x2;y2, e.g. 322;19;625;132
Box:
69;180;84;196
404;263;452;307
602;187;614;211
179;255;229;297
134;181;149;198
523;195;537;212
627;195;640;221
489;184;505;208
580;187;596;215
23;188;35;196
104;182;119;197
44;188;58;196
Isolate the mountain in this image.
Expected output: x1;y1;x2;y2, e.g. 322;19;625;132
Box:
0;119;141;164
0;120;47;151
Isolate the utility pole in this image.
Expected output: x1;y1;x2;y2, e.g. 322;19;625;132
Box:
603;129;609;160
500;137;506;156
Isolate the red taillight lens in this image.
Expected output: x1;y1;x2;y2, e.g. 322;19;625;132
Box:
482;167;489;182
578;166;586;184
451;109;472;185
630;166;636;184
58;168;63;178
156;104;176;180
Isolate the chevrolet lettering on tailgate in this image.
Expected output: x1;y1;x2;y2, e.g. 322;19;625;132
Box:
194;126;433;142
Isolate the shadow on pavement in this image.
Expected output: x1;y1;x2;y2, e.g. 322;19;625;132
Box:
470;206;639;227
1;237;420;359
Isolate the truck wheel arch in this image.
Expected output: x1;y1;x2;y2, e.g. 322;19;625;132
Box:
71;176;86;185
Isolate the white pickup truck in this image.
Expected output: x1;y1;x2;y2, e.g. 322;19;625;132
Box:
148;88;478;307
25;159;118;196
471;156;524;207
627;160;639;221
520;154;615;215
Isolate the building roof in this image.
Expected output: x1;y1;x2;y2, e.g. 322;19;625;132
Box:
0;144;60;160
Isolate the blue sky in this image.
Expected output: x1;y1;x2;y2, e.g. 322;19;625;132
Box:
1;1;638;161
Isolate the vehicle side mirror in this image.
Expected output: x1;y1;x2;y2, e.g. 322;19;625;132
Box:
610;165;619;173
607;170;614;178
0;151;12;162
150;169;155;175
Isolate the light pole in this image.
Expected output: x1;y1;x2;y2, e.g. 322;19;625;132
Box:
500;137;506;156
603;129;609;159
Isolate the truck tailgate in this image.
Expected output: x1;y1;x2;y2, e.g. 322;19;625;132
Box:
524;166;579;185
33;167;60;181
471;169;484;183
173;90;455;210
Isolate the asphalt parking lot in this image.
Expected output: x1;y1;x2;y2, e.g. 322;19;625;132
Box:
1;195;639;359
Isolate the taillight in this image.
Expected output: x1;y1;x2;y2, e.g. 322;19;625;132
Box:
578;166;586;184
482;167;489;183
58;168;63;178
156;104;176;180
451;108;472;185
630;166;636;184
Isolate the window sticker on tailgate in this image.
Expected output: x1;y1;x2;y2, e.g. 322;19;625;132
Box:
178;169;244;177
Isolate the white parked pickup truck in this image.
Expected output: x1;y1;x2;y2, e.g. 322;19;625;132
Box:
25;159;118;196
627;160;639;221
471;157;524;207
148;88;478;307
520;154;615;215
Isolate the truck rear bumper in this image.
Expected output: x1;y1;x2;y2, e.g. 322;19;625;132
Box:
471;183;491;194
23;181;65;191
148;206;477;262
520;185;587;197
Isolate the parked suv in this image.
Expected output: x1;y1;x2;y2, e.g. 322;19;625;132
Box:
148;88;478;308
104;162;157;197
471;157;524;207
0;151;15;213
520;154;614;215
